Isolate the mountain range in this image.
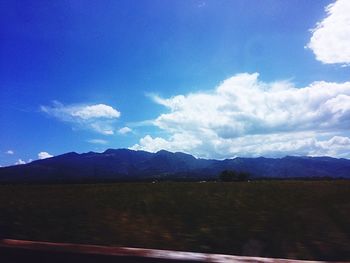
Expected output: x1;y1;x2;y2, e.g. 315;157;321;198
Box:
1;149;350;183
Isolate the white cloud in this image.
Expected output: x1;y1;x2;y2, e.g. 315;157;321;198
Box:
70;104;120;119
88;139;108;145
15;159;26;165
41;101;120;135
132;73;350;158
38;152;54;160
307;0;350;65
132;133;202;154
118;126;132;135
132;132;350;159
90;122;115;135
6;150;14;155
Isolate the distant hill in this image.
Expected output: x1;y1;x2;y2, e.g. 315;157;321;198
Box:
1;149;350;183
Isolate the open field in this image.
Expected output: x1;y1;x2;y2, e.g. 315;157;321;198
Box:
0;181;349;261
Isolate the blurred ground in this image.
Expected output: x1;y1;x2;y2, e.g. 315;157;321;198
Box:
0;181;349;261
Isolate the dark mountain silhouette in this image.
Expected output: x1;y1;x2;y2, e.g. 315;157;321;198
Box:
0;149;349;183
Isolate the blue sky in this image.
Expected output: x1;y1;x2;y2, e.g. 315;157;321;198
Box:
1;0;350;165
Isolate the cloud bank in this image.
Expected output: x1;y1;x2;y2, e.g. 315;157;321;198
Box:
132;73;350;158
41;102;120;135
307;0;350;65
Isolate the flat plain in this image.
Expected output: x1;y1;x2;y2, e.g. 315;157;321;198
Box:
0;181;349;261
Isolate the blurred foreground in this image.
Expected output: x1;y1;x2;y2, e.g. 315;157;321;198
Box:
0;181;349;261
0;239;337;263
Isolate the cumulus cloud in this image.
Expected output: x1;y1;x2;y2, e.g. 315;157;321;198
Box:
15;159;26;165
41;101;120;135
88;139;108;144
307;0;350;65
118;126;132;135
6;150;14;155
131;73;350;158
38;152;54;160
132;133;350;159
132;133;202;154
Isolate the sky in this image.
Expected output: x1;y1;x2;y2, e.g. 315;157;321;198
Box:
1;0;350;166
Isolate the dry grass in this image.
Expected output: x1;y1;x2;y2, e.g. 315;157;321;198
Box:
0;181;349;260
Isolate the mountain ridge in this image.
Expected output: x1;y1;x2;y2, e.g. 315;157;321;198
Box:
1;149;350;183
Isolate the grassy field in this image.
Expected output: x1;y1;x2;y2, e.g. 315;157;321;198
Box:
0;181;350;260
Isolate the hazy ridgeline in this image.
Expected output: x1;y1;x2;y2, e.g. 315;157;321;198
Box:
1;149;350;183
0;181;349;261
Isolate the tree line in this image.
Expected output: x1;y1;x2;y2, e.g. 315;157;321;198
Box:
219;170;250;182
